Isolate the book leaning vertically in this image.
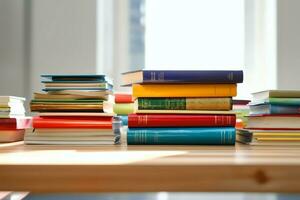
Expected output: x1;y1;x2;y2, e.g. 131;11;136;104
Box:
0;96;32;142
237;90;300;145
26;75;121;145
122;70;244;145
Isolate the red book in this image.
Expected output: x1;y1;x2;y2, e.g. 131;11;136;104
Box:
115;93;133;103
128;114;236;128
33;116;113;129
0;117;32;130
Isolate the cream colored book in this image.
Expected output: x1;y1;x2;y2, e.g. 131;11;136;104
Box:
135;109;236;115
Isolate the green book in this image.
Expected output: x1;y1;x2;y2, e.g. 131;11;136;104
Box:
137;97;232;110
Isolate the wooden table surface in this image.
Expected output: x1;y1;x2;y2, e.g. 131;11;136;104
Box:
0;142;300;193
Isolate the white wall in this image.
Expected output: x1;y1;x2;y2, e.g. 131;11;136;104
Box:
277;0;300;89
29;0;97;95
0;1;26;97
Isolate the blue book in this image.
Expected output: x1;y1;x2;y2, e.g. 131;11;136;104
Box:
119;115;128;126
127;127;236;145
42;88;110;92
122;70;243;85
41;74;112;84
250;104;300;115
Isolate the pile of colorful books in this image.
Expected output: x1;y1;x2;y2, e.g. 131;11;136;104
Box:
237;90;300;145
0;96;32;142
25;75;120;145
122;70;243;145
113;93;134;126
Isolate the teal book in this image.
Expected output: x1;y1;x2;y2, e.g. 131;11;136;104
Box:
127;127;235;145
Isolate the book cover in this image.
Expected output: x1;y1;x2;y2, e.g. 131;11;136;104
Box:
122;70;243;85
115;93;134;103
30;104;104;112
251;98;300;106
0;117;32;130
38;112;115;117
127;127;236;145
137;97;232;110
41;74;110;82
246;114;300;129
132;84;237;98
0;129;25;142
33;92;109;100
113;103;134;115
32;116;113;129
252;90;300;101
135;109;236;115
250;104;300;115
128;114;236;128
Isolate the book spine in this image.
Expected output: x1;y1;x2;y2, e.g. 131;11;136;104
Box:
132;84;237;98
270;105;300;114
143;71;243;83
137;98;232;110
113;103;134;115
33;118;112;129
0;118;16;129
115;94;133;103
128;114;236;127
127;127;236;145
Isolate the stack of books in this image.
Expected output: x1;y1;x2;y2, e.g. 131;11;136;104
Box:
237;90;300;145
113;93;134;126
26;75;121;145
0;96;32;142
122;70;243;145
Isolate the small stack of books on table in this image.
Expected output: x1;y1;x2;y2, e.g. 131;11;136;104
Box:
0;96;32;142
26;75;120;145
113;93;134;126
237;90;300;145
122;70;243;145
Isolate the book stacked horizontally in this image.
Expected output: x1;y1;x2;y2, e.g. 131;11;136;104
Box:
237;90;300;145
113;93;134;126
122;70;243;145
233;99;250;129
0;96;32;142
26;75;120;145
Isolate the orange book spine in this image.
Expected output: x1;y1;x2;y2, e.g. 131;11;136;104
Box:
132;84;237;98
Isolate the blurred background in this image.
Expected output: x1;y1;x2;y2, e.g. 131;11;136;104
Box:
1;1;300;199
2;0;300;101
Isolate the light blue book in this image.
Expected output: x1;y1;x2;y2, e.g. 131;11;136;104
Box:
127;127;235;145
250;104;300;115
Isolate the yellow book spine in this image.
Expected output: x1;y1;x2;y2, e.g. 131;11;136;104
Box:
132;84;237;98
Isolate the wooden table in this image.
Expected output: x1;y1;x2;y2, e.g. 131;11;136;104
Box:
0;142;300;193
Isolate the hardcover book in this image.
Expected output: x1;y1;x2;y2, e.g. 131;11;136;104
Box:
132;84;237;98
127;127;236;145
252;90;300;101
249;104;300;115
32;116;113;129
128;114;236;128
122;70;243;85
0;117;32;130
137;97;232;110
246;114;300;129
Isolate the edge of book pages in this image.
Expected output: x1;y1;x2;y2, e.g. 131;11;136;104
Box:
135;109;236;114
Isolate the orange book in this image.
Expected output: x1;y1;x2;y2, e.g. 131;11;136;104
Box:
132;84;237;98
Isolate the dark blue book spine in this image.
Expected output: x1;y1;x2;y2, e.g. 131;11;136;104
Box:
127;127;236;145
142;70;243;83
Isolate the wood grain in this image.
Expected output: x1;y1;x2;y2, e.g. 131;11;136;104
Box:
0;142;300;192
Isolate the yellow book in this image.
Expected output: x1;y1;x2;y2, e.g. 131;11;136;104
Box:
132;84;237;98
